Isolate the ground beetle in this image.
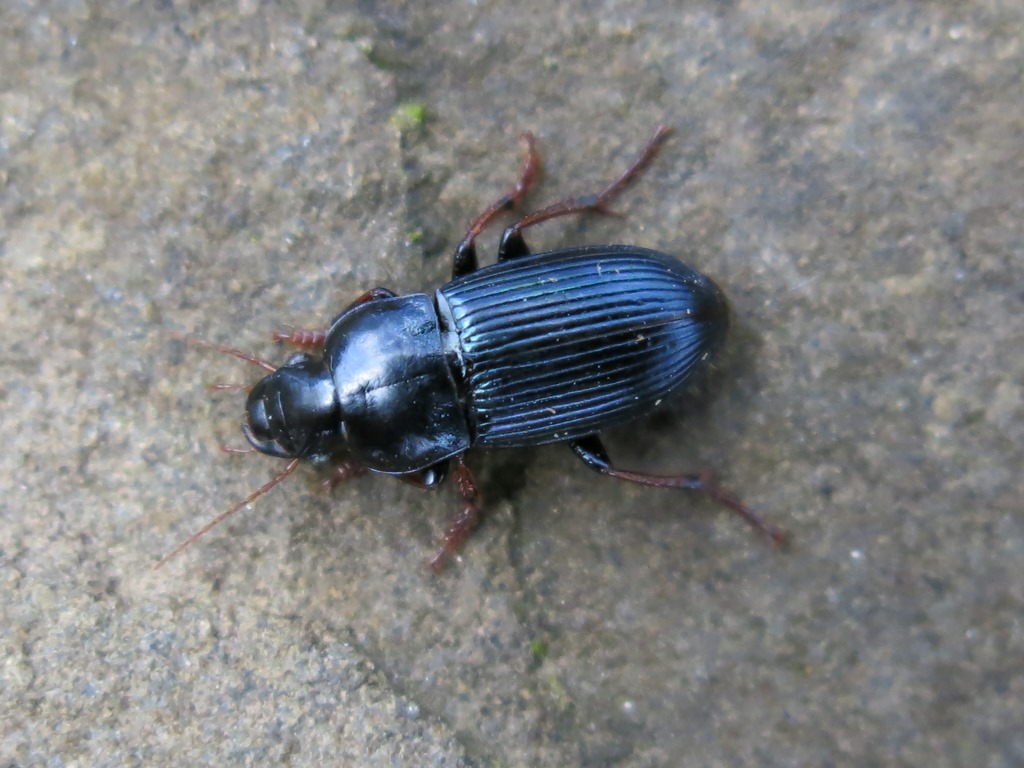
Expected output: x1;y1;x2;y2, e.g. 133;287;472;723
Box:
159;126;783;571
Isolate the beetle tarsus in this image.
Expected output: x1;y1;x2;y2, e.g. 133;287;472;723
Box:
688;469;786;546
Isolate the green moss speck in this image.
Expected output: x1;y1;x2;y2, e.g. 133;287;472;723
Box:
390;102;426;132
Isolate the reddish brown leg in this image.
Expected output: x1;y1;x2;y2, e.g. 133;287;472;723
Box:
569;435;785;545
427;455;482;572
274;288;397;350
498;125;672;261
321;462;369;492
452;132;542;278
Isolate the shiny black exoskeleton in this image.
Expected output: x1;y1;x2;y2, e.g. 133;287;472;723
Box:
247;246;727;471
160;126;782;572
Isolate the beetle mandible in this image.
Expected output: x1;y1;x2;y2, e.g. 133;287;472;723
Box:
159;126;783;571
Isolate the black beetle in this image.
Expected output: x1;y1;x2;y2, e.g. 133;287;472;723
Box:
159;126;782;571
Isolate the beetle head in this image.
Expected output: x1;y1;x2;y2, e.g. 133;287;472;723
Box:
243;353;341;460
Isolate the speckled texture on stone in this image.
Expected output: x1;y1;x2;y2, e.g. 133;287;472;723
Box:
2;2;1021;767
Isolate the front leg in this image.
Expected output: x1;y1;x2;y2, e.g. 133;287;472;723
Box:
275;287;398;349
569;435;784;545
320;461;369;492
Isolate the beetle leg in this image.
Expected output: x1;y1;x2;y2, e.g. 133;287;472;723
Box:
274;288;397;350
321;286;397;332
452;132;541;279
328;287;397;323
320;461;369;492
568;435;785;545
426;455;481;572
497;125;671;262
350;286;399;305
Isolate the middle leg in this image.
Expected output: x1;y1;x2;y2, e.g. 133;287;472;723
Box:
498;125;672;261
427;455;483;572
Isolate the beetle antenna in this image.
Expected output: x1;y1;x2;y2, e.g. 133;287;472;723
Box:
168;332;277;373
154;458;301;570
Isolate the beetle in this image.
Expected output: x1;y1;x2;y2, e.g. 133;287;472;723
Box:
158;126;783;571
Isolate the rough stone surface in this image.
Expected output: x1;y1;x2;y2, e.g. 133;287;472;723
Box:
2;2;1021;766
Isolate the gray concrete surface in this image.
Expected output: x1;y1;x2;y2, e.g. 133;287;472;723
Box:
2;1;1021;766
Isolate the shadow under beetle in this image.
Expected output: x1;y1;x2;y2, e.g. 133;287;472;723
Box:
159;126;784;572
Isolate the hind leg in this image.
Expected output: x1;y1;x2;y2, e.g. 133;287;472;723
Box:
568;435;784;545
